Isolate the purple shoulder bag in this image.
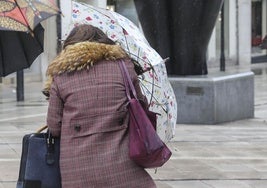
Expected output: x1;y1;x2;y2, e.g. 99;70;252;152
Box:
119;60;172;168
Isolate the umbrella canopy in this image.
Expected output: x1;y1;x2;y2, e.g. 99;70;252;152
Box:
0;0;61;32
0;23;44;77
66;1;177;141
0;0;61;77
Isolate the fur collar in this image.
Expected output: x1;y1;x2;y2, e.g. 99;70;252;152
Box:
46;41;128;76
43;41;128;96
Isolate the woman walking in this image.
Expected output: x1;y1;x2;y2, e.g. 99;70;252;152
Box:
44;24;156;188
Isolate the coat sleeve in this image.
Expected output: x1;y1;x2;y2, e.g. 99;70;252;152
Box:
46;79;63;137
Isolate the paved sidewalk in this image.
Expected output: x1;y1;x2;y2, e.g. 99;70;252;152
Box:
0;67;267;188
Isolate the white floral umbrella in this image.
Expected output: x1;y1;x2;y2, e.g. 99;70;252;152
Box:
64;1;177;142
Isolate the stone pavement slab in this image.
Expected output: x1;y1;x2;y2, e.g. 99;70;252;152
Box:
0;72;267;188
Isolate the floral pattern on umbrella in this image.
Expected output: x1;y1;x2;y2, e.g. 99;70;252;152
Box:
66;1;177;142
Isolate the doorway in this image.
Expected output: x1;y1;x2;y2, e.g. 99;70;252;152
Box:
251;0;267;63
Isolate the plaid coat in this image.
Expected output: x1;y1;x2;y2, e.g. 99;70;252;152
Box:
46;42;156;188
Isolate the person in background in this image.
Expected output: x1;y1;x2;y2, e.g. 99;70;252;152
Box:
44;24;156;188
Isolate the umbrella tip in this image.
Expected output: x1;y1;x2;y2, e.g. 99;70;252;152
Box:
60;11;65;17
163;57;170;63
26;26;35;37
29;31;35;37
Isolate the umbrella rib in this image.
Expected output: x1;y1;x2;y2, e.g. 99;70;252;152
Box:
140;82;168;113
38;2;61;13
17;34;30;67
140;79;160;88
0;35;5;76
136;46;154;104
150;66;156;104
14;0;34;33
123;31;132;57
124;50;155;71
136;43;142;65
89;6;112;19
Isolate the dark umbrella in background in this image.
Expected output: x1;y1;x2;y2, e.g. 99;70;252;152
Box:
0;0;61;101
0;24;44;77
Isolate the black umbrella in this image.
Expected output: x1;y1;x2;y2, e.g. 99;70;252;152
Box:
0;23;44;77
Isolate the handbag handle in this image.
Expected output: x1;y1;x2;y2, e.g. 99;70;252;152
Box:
36;125;57;165
37;125;48;133
118;60;137;100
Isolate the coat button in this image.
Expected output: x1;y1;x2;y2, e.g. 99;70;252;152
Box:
74;124;81;132
118;118;124;125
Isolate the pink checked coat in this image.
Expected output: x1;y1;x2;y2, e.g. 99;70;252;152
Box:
46;42;156;188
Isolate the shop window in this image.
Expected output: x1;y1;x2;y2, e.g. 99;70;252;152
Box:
252;1;262;46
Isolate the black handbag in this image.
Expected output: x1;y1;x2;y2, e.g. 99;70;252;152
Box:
16;126;61;188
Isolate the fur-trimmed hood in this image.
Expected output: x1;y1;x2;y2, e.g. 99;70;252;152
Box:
43;41;128;96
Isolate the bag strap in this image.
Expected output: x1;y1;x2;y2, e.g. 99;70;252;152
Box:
37;125;48;133
118;60;137;100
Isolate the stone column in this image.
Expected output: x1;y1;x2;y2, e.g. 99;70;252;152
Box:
79;0;106;8
41;18;58;82
228;0;238;63
237;0;251;66
262;0;267;55
207;28;216;65
60;0;72;40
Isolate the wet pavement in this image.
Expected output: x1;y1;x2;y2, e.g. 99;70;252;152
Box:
0;64;267;188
